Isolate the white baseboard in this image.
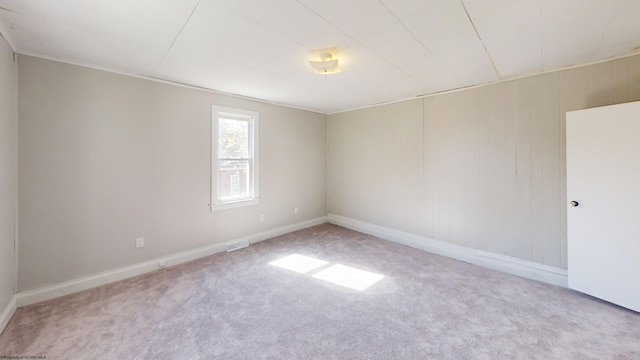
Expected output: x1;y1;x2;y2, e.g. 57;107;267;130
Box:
0;295;17;335
12;214;564;312
328;214;568;287
16;216;328;308
247;216;327;245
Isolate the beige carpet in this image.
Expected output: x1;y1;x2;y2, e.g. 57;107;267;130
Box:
1;224;638;359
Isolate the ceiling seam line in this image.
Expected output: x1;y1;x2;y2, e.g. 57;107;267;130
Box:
109;0;121;64
257;2;342;56
540;0;544;71
377;0;435;56
459;0;500;79
156;0;201;71
597;0;621;54
296;0;423;88
296;0;358;42
376;0;462;85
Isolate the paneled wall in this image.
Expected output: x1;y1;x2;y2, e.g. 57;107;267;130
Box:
0;35;17;312
328;54;640;269
329;101;422;234
18;56;327;291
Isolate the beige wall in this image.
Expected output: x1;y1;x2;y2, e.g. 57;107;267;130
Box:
328;101;423;233
328;54;640;269
0;36;17;310
13;50;640;291
18;55;327;291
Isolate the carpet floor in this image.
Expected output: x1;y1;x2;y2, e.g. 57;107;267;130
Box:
1;224;638;359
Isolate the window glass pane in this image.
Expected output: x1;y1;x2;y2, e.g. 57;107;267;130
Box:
218;160;249;200
218;118;248;158
211;105;258;210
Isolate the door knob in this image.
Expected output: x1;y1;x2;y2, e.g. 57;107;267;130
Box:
569;200;579;207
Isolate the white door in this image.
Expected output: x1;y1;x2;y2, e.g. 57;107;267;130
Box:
566;101;640;312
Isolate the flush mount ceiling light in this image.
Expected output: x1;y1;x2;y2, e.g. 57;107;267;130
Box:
309;51;340;75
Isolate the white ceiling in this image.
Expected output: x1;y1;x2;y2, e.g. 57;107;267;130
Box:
1;0;639;114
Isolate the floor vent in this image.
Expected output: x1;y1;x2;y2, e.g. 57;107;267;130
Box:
226;239;249;252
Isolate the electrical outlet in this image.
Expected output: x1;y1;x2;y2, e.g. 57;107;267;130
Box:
259;214;265;222
159;259;167;268
294;207;299;214
135;237;144;248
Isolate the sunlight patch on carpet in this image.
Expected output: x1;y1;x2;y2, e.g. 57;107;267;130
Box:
312;264;384;291
268;254;329;274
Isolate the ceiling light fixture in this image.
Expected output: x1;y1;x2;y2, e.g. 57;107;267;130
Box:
309;52;340;75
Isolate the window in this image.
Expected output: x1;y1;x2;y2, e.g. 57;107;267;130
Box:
210;105;259;211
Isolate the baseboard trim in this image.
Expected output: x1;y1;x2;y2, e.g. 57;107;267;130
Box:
248;216;328;245
0;295;17;335
328;214;568;287
16;216;328;308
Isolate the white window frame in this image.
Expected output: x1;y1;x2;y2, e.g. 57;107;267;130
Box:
210;105;259;211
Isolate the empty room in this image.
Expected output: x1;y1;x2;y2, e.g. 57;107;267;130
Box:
1;0;639;358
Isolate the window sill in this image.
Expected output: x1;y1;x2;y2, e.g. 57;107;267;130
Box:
209;197;259;212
